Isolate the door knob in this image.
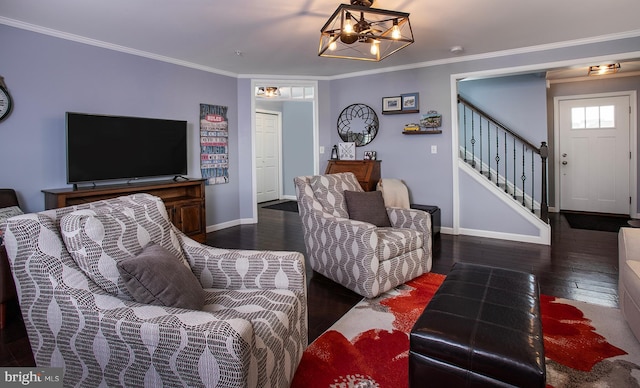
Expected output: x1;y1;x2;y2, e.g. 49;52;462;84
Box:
562;161;568;165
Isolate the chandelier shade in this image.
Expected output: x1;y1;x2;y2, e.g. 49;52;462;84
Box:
319;1;414;61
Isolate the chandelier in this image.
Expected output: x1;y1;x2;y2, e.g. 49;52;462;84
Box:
319;0;414;61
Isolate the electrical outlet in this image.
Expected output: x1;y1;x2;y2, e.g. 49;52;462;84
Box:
431;145;437;154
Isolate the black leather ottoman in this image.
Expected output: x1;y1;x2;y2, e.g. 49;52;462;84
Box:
409;262;545;387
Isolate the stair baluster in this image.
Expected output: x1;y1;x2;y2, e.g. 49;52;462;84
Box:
458;94;549;223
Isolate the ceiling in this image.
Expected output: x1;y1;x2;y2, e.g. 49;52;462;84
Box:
1;0;640;78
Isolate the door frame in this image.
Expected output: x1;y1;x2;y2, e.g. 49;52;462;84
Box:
255;109;283;202
250;79;319;222
553;91;638;217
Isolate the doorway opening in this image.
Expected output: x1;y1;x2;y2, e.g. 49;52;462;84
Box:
251;81;318;215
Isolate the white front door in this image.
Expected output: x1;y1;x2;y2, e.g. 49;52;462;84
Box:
256;111;280;203
559;95;631;214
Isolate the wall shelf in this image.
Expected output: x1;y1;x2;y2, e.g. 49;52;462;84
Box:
402;130;442;135
382;110;419;115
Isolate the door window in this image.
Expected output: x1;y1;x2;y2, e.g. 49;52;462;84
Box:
571;105;615;129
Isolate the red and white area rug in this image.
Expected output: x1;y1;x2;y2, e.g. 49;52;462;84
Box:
292;273;640;387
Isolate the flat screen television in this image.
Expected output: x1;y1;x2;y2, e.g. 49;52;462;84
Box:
66;112;188;184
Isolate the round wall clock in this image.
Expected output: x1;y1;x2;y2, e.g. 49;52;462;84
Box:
0;77;13;122
337;103;379;147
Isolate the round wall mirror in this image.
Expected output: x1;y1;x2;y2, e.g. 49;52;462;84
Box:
337;103;379;146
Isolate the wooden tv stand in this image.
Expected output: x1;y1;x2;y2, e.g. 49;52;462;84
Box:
42;179;207;243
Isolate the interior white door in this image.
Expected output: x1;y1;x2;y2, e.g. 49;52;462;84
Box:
256;112;280;203
559;95;630;214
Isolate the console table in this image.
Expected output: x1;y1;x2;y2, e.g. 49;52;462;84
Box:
42;179;207;242
325;160;381;191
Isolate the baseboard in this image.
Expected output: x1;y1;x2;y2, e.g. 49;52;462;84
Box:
457;227;550;245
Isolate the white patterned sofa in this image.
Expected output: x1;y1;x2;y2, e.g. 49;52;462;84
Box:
294;172;432;298
3;193;307;387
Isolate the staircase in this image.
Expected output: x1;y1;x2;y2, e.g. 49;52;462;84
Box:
458;95;549;223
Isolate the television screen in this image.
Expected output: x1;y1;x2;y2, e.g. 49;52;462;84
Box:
66;112;188;184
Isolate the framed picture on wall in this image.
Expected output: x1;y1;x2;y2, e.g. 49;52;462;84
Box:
382;96;402;113
401;93;419;111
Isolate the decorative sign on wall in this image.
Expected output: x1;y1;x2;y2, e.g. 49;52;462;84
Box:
338;142;356;160
200;104;229;185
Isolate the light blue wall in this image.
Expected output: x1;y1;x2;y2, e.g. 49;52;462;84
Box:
327;36;640;233
0;24;239;226
458;74;548;146
459;169;539;235
2;21;640;236
328;66;455;226
282;101;314;196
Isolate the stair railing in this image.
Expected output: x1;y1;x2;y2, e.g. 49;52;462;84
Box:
458;95;549;222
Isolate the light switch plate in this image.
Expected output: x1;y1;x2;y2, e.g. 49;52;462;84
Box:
431;145;437;154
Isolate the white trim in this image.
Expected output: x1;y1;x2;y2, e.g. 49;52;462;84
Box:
553;91;637;216
250;79;319;222
457;227;550;245
0;17;238;78
459;161;551;245
548;71;640;85
324;31;640;81
206;219;242;233
450;75;461;234
3;16;639;80
249;82;259;224
454;52;640;82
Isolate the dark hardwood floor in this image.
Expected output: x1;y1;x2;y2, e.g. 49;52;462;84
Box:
0;202;619;367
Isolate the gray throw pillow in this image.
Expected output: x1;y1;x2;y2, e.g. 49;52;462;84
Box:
117;242;205;310
344;190;392;227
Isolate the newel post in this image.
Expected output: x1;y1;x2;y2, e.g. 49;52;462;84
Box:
539;142;549;222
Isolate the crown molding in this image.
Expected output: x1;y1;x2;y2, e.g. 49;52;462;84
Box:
0;17;238;78
2;16;640;81
326;29;640;80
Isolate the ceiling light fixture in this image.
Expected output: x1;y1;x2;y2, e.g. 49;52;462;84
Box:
319;0;414;62
587;63;621;76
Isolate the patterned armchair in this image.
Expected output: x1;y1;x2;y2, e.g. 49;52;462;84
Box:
4;193;306;387
294;173;432;298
